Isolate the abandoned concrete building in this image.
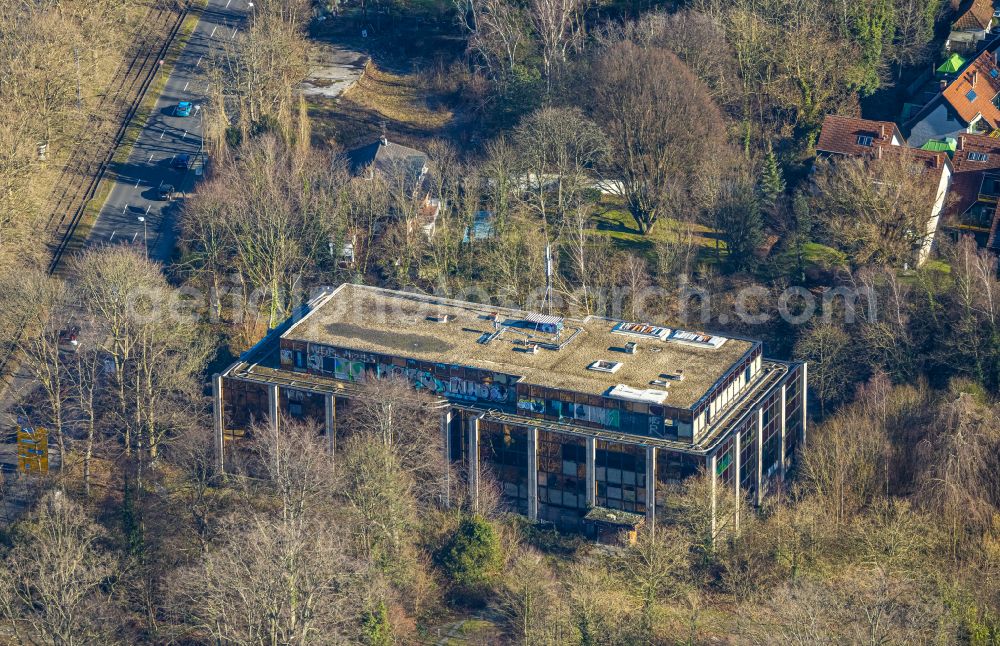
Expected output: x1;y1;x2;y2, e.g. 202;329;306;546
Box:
213;284;807;540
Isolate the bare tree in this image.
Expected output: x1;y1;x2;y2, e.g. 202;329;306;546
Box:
811;148;942;269
613;527;690;637
169;419;360;644
0;491;119;645
513;106;606;239
461;0;529;93
0;268;74;471
498;547;573;644
594;41;730;234
529;0;586;90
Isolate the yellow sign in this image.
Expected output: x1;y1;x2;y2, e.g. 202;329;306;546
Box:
17;425;48;475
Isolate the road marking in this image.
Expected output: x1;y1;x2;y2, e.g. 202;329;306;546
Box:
135;179;141;188
171;154;176;164
231;28;238;39
183;81;189;91
122;204;129;215
160;129;166;140
226;0;231;7
148;153;154;163
110;231;116;241
146;205;152;215
211;26;217;37
196;56;202;67
133;232;139;243
181;130;187;140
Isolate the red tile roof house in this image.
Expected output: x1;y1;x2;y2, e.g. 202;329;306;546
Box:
816;115;904;157
816;115;954;265
906;50;1000;148
947;0;995;53
939;133;1000;251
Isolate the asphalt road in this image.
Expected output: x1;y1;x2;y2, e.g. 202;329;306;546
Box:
90;0;253;263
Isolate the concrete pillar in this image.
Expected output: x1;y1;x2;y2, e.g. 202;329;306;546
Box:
468;414;480;511
779;383;787;482
440;409;452;508
527;427;539;521
645;446;656;532
708;453;717;547
734;430;741;532
585;437;596;508
756;408;764;506
324;393;336;456
801;363;809;447
267;384;280;434
212;374;224;473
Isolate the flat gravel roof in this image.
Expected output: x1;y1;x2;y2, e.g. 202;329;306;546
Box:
282;284;756;409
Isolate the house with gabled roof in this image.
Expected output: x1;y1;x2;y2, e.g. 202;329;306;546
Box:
937;133;1000;251
343;136;442;240
907;50;1000;147
816;115;953;265
947;0;995;52
815;115;903;157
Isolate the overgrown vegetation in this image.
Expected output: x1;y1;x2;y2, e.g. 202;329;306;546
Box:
1;0;998;642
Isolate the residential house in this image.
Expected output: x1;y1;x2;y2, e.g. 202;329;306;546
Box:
816;115;954;265
815;115;903;157
907;49;1000;147
344;136;442;238
938;133;1000;252
947;0;994;53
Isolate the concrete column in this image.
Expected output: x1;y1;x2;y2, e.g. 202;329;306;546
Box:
585;437;596;508
734;430;741;532
468;415;480;511
527;427;539;521
801;363;809;447
708;453;717;547
324;394;336;456
440;409;452;508
645;446;656;532
779;383;787;482
756;408;764;506
212;374;224;473
267;384;280;434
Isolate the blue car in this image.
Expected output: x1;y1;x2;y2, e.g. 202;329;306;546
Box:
174;101;193;117
173;154;191;170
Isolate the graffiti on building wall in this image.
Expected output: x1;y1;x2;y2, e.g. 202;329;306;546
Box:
379;363;511;403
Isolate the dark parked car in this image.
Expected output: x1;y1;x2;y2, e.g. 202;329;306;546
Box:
157;184;175;200
173;154;190;170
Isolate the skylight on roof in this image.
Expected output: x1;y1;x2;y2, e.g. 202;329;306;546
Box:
969;151;991;162
991;68;999;79
856;135;874;146
588;360;622;373
968;89;978;102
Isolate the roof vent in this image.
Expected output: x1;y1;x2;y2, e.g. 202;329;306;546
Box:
660;370;685;381
588;360;623;373
427;314;450;323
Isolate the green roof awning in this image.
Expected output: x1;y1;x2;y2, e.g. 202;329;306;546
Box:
937;53;966;74
921;138;958;153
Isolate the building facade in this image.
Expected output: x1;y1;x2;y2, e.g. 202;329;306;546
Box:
214;285;807;537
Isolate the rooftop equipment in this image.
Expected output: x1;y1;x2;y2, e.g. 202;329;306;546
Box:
612;321;671;340
667;330;726;349
606;384;668;404
588;360;623;373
